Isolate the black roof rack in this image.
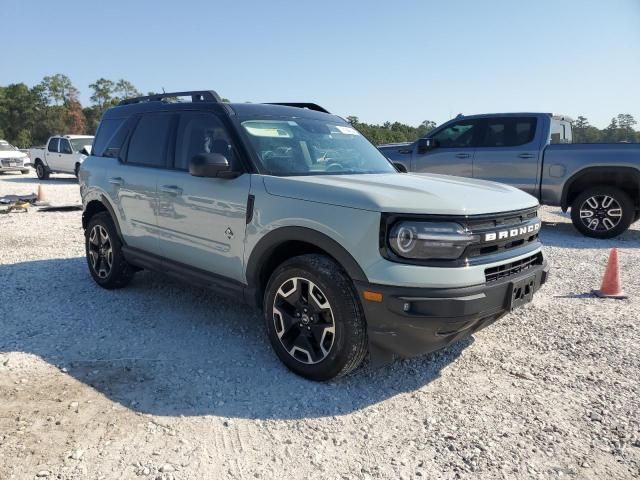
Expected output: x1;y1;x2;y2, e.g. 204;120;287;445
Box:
118;90;222;106
264;103;330;114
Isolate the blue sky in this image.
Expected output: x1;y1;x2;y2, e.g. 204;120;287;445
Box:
3;0;639;128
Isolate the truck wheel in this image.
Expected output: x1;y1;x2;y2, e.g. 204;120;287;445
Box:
570;186;634;239
85;212;134;289
35;161;50;180
263;254;368;381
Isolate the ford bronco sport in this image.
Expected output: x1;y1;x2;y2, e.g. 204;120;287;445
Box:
80;91;549;381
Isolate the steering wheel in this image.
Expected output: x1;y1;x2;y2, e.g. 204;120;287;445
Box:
326;163;344;172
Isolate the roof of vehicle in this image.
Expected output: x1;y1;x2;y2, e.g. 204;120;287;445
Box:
451;112;574;122
104;90;343;122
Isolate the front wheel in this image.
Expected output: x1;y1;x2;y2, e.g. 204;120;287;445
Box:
85;212;134;289
570;186;634;238
35;161;50;180
263;254;368;381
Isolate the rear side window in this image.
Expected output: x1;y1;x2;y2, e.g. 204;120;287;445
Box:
93;118;125;156
47;138;59;152
480;117;537;147
126;113;174;168
174;112;235;170
59;139;72;154
550;120;572;144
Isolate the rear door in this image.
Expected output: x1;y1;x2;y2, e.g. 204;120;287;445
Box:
155;111;250;283
58;138;75;173
111;112;175;256
411;119;480;177
472;116;540;194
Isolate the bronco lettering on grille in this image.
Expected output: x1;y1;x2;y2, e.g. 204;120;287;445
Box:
483;221;541;242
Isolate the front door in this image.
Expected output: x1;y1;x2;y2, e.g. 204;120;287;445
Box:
411;119;480;177
155;111;250;283
471;116;541;195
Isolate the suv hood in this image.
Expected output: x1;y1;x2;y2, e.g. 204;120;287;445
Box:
262;173;538;215
0;151;27;160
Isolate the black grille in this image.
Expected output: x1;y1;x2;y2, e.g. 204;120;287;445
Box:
465;207;540;258
485;252;543;283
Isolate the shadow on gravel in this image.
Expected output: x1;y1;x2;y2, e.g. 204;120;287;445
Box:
0;176;78;185
540;221;640;249
0;257;471;420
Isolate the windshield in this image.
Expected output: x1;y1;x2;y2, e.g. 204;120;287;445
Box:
240;118;396;176
70;137;94;152
0;142;18;152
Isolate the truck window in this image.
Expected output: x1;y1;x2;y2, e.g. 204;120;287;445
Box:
47;138;59;153
480;117;536;147
126;113;174;168
431;120;479;148
59;139;72;154
550;120;572;144
174;112;235;171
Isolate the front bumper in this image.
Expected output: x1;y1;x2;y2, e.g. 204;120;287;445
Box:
0;159;29;171
355;259;549;362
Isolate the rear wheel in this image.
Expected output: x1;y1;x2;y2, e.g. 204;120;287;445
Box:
35;161;50;180
570;186;634;238
263;254;367;381
85;212;134;289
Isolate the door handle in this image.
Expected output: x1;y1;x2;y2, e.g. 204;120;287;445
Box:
160;185;183;196
455;153;470;159
108;177;124;186
518;153;535;159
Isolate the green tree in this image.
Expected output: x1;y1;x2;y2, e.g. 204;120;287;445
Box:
89;78;115;109
114;79;140;100
38;74;78;105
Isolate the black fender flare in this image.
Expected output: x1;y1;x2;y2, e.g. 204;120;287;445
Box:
82;194;125;242
245;226;368;291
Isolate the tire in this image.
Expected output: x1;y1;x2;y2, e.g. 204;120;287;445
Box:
85;212;134;289
35;160;50;180
263;254;368;381
570;185;634;239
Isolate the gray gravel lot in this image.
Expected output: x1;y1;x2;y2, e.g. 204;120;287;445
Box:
1;170;639;480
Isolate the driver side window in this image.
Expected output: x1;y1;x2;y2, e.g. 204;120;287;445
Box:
431;120;478;148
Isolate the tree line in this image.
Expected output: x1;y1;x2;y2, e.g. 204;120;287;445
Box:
0;74;638;148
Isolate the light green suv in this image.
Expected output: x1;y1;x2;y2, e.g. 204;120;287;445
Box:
80;91;549;381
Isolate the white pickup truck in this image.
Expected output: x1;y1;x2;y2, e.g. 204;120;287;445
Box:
30;135;94;179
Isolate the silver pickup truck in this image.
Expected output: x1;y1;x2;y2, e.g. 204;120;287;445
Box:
379;113;640;238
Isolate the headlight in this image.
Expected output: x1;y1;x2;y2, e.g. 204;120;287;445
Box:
388;221;479;260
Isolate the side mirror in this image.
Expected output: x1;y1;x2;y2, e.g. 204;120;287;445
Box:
104;147;121;159
80;146;91;156
393;162;407;173
417;138;437;154
189;153;235;178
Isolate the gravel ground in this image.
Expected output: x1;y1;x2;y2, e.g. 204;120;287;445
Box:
1;170;639;480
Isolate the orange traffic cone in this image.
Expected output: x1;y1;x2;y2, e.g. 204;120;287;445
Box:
37;184;45;202
592;248;627;299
